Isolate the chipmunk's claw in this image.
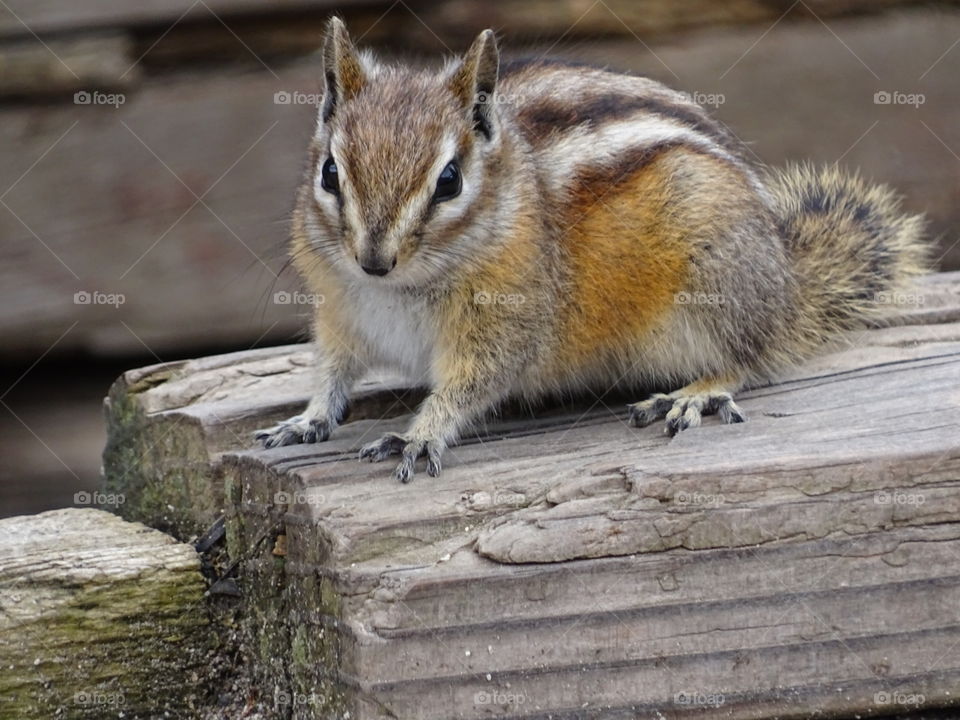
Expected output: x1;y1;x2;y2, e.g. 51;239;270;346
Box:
254;416;331;448
360;433;444;482
628;390;745;436
426;444;443;477
394;448;418;483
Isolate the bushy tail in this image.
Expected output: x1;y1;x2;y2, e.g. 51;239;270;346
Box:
766;163;930;358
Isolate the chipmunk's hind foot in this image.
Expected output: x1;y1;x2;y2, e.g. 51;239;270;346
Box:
628;381;745;436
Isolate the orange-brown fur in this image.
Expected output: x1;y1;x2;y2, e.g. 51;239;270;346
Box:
555;152;691;370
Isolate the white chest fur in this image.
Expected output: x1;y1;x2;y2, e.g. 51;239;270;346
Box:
345;284;434;383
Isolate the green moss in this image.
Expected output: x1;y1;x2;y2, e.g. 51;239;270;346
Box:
102;370;222;540
284;575;348;719
318;576;341;617
0;569;212;719
290;624;310;667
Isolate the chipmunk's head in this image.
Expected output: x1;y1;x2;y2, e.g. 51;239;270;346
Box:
305;17;505;286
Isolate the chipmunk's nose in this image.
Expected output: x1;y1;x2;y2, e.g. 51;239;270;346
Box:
359;255;397;277
362;263;390;276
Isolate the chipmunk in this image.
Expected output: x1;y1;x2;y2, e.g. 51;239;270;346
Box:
255;17;928;482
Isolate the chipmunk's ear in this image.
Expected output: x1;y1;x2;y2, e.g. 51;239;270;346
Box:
449;29;500;140
321;16;365;122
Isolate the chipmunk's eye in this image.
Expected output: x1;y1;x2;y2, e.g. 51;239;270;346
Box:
321;157;339;194
433;161;461;202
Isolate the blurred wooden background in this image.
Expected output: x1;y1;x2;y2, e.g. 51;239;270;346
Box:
2;0;959;516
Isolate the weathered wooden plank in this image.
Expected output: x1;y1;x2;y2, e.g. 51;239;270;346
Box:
269;526;960;715
0;508;211;719
277;529;960;718
0;0;938;39
0;62;316;358
102;343;412;537
0;34;137;97
476;351;960;562
412;0;940;44
101;273;960;719
0;0;378;37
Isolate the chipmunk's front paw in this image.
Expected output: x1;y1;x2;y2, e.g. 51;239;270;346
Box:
628;389;745;436
358;432;406;462
359;433;444;483
254;415;332;448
